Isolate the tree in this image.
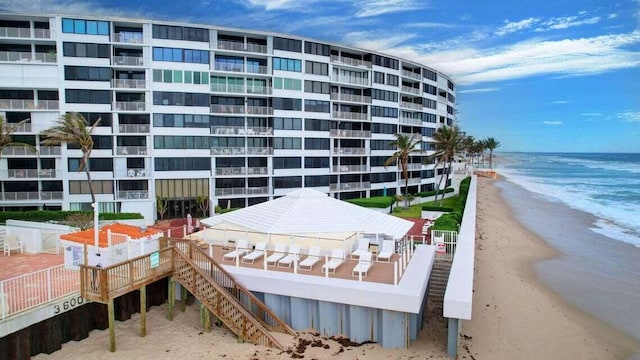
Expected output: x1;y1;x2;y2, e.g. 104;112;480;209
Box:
196;195;210;217
0;115;37;156
157;196;169;220
484;137;500;169
41;113;101;205
429;125;464;205
384;133;422;209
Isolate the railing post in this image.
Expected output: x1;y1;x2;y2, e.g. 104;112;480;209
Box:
46;268;52;302
100;268;109;302
0;281;5;320
394;261;398;285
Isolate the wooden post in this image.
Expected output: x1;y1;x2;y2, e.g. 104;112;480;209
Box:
180;285;187;312
108;299;116;352
167;277;175;321
203;304;211;333
140;285;147;337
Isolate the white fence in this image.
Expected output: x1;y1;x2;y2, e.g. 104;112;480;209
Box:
431;229;458;261
0;262;80;320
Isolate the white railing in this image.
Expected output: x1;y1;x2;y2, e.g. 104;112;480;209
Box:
114;102;146;112
246;43;267;53
119;123;150;133
111;32;143;44
210;147;245;156
330;93;372;104
332;164;367;172
116;190;150;199
329;129;371;138
0;262;80;320
111;79;146;89
247;127;273;135
8;122;31;132
215;186;269;196
211;126;244;135
402;70;422;80
215;167;268;176
431;229;458;261
116;146;148;155
0;51;56;63
1;146;37;156
33;53;56;63
0;27;31;38
333;147;368;155
406;163;423;170
330;55;372;68
37;100;59;110
246;65;268;74
0;99;35;110
246;86;272;95
401;86;420;95
398;178;421;186
40;191;63;200
331;75;369;86
210;104;245;114
217;40;244;51
332;111;368;120
247;106;273;115
39;146;61;156
329;181;371;191
115;168;147;178
214;64;244;72
401;102;423;110
400;117;422;126
113;55;143;66
247;147;273;155
211;83;245;93
5;169;58;178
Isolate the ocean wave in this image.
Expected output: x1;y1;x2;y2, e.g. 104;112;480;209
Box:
590;219;640;247
545;155;640;175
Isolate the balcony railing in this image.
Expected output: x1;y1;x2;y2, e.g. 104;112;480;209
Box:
210;104;245;114
119;123;150;133
402;70;422;81
332;147;368;155
111;79;146;89
111;32;143;44
332;164;368;173
116;146;148;155
246;65;268;74
330;55;372;69
211;83;244;93
216;41;267;54
329;181;371;191
406;163;423;170
247;86;272;95
41;191;63;200
116;190;149;200
332;111;368;121
1;146;38;156
398;178;421;186
331;75;369;86
1;191;63;201
114;101;146;112
401;86;420;95
215;167;269;176
401;101;422;110
329;129;371;138
115;168;147;178
215;186;269;196
0;27;31;38
399;117;422;126
247;126;273;135
37;100;59;110
247;106;273;115
214;64;244;73
246;147;273;155
246;43;267;54
210;147;245;156
0;51;56;63
5;169;58;179
211;126;243;135
113;56;143;66
0;99;35;110
8;122;31;132
330;93;372;104
40;146;61;156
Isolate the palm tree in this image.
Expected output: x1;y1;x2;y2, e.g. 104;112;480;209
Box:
0;115;37;156
429;125;464;205
41;113;101;204
384;133;422;209
484;137;500;169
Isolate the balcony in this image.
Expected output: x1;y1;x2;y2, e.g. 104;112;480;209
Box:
398;178;421;186
331;75;369;86
40;191;63;200
37;100;59;110
111;79;146;89
210;104;245;114
111;32;143;44
329;129;371;138
116;146;148;156
246;147;273;155
4;169;58;179
216;41;267;54
210;147;245;156
332;147;368;155
399;117;422;126
116;190;149;200
400;101;422;110
246;65;268;75
8;122;31;132
119;124;150;133
211;83;245;94
246;127;273;136
115;168;147;178
39;146;61;156
214;166;268;176
332;164;368;173
1;191;62;201
214;64;244;73
213;126;273;136
401;70;422;81
1;146;38;156
246;86;272;95
332;111;368;121
330;93;372;104
330;55;372;69
0;99;34;110
114;101;146;112
0;51;56;63
246;43;267;54
401;86;420;95
406;163;423;170
215;186;269;196
113;56;144;67
246;106;273;115
329;181;371;191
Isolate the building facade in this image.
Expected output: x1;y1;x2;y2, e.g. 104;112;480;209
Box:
0;14;456;221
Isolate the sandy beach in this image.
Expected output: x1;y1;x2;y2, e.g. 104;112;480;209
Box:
33;177;640;359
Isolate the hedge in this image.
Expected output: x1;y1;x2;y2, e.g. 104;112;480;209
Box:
0;211;143;224
431;176;472;231
346;196;395;208
415;187;454;198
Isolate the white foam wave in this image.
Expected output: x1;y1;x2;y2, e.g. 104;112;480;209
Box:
547;156;640;175
591;219;640;247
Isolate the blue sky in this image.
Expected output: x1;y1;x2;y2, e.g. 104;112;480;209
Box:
2;0;639;152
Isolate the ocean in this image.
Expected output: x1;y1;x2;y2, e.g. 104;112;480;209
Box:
495;152;640;346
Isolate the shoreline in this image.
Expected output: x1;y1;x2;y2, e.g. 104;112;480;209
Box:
463;176;640;359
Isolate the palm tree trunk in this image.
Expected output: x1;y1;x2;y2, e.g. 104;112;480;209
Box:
439;162;452;206
84;156;96;205
404;177;409;209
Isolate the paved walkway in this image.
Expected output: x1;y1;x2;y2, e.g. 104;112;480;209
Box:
0;253;65;281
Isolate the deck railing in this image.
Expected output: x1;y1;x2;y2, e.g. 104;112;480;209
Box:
0;261;80;320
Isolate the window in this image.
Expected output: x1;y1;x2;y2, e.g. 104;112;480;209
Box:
304;138;330;150
152;25;209;42
273;157;301;169
273;57;301;72
423;113;437;123
371;106;398;118
304;61;329;76
371;123;397;134
304;100;330;113
273;176;302;189
69;180;113;194
65;90;110;104
304;118;330;131
371;172;396;183
424;98;437;109
423;69;437;82
214;55;244;72
154;158;211;171
305;175;330;187
63;42;110;58
304;41;330;56
372;89;398;102
153;113;210;128
371;55;399;70
304;157;329;168
273;37;302;52
273;77;302;91
272;98;302;111
371;140;394;150
64;66;111;81
373;71;385;84
386;74;399;87
273;117;302;130
370;156;388;166
304;80;330;94
153;92;209;106
422;127;435;137
273;137;301;149
154;136;210;149
62;18;109;35
68;158;113;172
153;69;208;85
423;84;437;96
153;47;209;64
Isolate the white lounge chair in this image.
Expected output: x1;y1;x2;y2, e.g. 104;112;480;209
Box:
299;246;321;271
242;242;267;263
350;238;370;259
376;240;395;262
223;239;250;261
352;251;372;278
322;248;345;274
277;244;301;268
266;244;287;265
3;234;23;256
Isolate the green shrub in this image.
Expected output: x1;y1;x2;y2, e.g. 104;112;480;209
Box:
431;213;459;231
220;207;239;214
415;187;454;197
420;205;453;212
346;196;395;208
0;210;143;224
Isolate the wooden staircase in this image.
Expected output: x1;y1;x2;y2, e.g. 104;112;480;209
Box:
428;259;452;309
80;240;295;350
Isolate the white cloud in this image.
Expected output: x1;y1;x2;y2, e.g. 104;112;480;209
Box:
0;0;137;17
543;121;563;125
608;13;619;19
457;87;500;94
354;0;428;18
343;31;417;50
496;17;540;36
404;22;455;29
617;111;640;122
536;15;601;31
242;0;312;10
552;100;569;104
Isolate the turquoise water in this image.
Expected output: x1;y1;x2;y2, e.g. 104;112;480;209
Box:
495;152;640;346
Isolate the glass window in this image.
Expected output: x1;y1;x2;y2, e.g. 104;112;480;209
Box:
97;21;109;35
74;19;85;34
62;19;74;33
86;21;98;35
173;70;182;83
